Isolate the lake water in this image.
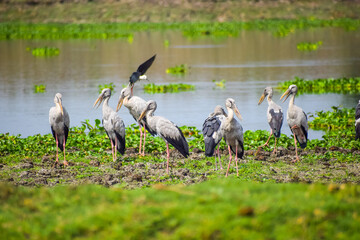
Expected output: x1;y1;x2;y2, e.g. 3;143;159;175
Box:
0;28;359;139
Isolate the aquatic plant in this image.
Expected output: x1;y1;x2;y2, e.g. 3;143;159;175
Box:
309;106;355;131
33;84;46;93
166;64;188;75
31;47;59;57
98;83;116;93
297;41;323;51
277;76;360;94
143;83;195;93
212;79;226;88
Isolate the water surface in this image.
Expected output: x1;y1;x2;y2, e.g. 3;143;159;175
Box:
0;28;359;139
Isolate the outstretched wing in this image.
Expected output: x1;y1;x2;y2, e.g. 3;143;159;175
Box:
137;54;156;75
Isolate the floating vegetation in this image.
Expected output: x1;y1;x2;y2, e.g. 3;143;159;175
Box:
277;76;360;94
98;83;116;94
31;47;60;57
33;84;46;93
297;41;323;51
1;19;358;40
166;64;188;75
143;83;195;94
212;79;226;88
164;39;170;48
309;106;355;131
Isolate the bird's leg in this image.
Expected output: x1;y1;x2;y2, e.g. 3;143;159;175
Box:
114;140;117;162
110;139;115;162
138;124;143;155
235;145;239;177
291;126;300;162
55;134;59;163
142;122;146;156
260;130;272;148
225;145;232;177
63;141;68;166
272;137;277;154
214;151;218;171
217;145;223;170
166;143;170;174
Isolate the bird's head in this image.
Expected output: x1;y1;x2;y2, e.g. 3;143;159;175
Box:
213;105;227;117
139;100;157;121
94;88;111;109
116;85;132;111
280;84;298;102
54;93;64;115
225;98;242;121
258;87;273;105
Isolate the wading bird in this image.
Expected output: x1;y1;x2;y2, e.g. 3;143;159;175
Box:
129;54;156;94
280;85;308;162
356;100;360;140
258;87;283;153
138;100;189;174
49;93;70;165
94;88;125;162
202;105;227;170
221;98;244;177
117;84;155;155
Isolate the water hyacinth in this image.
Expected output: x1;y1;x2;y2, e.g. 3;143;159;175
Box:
278;77;360;94
143;83;195;94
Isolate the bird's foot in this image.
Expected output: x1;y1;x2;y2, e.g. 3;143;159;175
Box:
291;158;300;163
271;149;277;155
63;161;69;166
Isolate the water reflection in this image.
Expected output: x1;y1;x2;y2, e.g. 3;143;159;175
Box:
0;28;359;139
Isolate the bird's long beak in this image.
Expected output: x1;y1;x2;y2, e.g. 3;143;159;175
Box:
280;89;291;103
138;107;148;121
93;94;104;109
234;106;243;121
57;100;64;116
258;94;266;105
116;96;124;112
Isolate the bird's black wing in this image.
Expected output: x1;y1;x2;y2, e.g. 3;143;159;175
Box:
229;139;244;159
137;54;156;75
202;116;221;157
269;109;283;138
356;102;360;120
163;125;189;158
114;131;126;155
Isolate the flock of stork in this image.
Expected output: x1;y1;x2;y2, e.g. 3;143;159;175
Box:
49;55;310;176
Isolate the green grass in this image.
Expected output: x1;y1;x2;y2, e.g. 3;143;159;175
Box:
1;180;359;239
0;18;359;40
143;83;195;94
278;76;360;95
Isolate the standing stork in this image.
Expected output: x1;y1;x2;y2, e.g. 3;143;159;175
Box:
202;105;227;170
258;87;283;153
129;54;156;94
221;98;244;177
94;88;126;162
138;100;189;174
355;100;360;140
117;84;155;155
49;93;70;165
280;84;308;162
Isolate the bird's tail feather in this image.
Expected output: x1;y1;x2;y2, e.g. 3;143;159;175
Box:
204;137;216;157
115;132;126;155
164;127;189;158
230;140;244;159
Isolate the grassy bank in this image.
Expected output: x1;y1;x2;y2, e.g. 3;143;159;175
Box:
1;0;359;23
1;179;360;239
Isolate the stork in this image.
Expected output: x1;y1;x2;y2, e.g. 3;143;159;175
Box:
117;84;155;155
355;100;360;140
49;93;70;165
138;100;189;174
129;54;156;94
280;84;308;162
221;98;244;177
94;88;126;162
202;105;227;170
258;87;283;153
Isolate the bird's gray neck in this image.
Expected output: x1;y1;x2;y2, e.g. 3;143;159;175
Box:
289;94;295;108
102;98;111;113
267;95;273;104
226;107;234;122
